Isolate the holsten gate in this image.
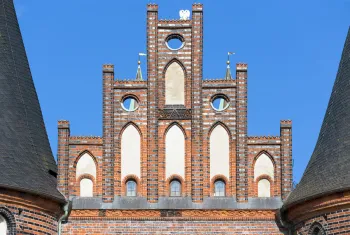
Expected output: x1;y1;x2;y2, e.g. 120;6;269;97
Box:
0;1;350;234
57;3;293;234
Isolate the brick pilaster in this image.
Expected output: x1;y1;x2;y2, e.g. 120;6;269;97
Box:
57;120;70;198
280;120;292;200
191;3;204;202
236;63;248;202
102;64;115;202
146;4;159;202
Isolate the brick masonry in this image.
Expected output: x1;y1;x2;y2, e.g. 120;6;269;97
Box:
0;189;62;235
56;3;293;234
62;218;283;235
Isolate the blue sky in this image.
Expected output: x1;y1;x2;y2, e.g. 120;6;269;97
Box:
14;0;350;184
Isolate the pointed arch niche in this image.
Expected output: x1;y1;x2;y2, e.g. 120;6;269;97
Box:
210;124;230;180
165;124;185;179
121;124;141;180
76;152;96;179
165;61;185;105
254;153;274;181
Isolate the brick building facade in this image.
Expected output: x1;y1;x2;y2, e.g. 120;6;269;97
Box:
57;4;292;234
2;1;349;235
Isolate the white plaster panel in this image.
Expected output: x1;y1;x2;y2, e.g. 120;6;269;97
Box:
121;125;141;179
76;153;96;179
258;179;271;197
166;125;185;179
165;62;185;105
0;215;7;235
80;178;93;197
254;153;274;180
210;125;230;180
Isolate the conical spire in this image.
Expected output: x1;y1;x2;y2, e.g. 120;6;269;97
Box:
136;60;143;81
0;0;64;201
225;60;232;80
284;28;350;208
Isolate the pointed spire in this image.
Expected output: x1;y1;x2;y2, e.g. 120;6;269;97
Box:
225;60;232;80
284;28;350;208
136;60;143;81
0;0;64;201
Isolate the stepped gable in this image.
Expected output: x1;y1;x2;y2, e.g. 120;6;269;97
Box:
0;0;64;202
284;28;350;208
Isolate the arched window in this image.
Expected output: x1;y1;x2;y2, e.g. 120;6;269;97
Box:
165;61;185;105
258;179;271;197
0;215;7;235
310;223;325;235
170;180;181;197
126;180;137;197
121;124;141;180
214;180;226;197
80;178;93;197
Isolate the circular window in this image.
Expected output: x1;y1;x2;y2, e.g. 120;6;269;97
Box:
122;96;139;112
165;34;185;50
211;95;230;111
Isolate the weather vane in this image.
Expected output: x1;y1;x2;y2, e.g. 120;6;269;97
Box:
227;52;235;65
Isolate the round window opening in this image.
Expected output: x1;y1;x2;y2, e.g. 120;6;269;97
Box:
165;35;185;51
122;97;139;112
211;95;230;111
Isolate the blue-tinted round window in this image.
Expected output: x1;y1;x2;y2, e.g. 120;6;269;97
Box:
211;95;229;111
122;97;139;112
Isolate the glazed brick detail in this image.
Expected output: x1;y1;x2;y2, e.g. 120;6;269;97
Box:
62;219;283;235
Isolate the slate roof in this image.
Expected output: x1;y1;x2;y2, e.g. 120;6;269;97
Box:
0;0;65;202
283;27;350;209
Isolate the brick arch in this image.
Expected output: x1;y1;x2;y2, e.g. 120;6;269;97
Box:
119;121;143;139
210;174;231;197
253;150;276;169
77;173;96;197
121;175;141;197
255;174;273;197
164;122;187;139
166;174;185;197
0;207;16;235
207;121;232;139
73;150;98;169
308;222;326;235
163;58;187;78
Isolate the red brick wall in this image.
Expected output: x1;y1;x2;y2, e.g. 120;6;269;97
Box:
294;208;350;234
0;189;62;235
62;218;283;235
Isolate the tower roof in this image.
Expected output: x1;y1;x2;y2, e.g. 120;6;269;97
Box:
284;27;350;208
0;0;64;202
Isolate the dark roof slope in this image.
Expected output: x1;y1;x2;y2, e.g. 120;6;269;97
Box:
0;0;64;202
284;27;350;208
